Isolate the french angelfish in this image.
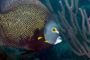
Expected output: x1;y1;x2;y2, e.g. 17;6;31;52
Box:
0;0;62;52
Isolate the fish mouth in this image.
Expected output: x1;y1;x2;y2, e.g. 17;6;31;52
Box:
44;36;62;44
54;36;62;44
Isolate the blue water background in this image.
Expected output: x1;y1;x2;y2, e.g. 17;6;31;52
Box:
0;0;90;60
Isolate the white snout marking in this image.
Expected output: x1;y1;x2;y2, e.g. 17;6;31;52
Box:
54;36;62;44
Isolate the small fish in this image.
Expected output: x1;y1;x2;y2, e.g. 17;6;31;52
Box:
0;0;62;53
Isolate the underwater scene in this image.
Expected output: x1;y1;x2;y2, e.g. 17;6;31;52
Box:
0;0;90;60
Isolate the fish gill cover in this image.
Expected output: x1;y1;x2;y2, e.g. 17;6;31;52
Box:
0;0;90;60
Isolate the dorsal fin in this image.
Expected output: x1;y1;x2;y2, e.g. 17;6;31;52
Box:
0;0;39;12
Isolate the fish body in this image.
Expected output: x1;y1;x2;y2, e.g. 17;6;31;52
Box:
0;0;61;51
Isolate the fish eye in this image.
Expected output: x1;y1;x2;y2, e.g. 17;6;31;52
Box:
52;27;57;32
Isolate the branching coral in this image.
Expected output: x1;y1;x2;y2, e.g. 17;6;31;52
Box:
46;0;90;58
